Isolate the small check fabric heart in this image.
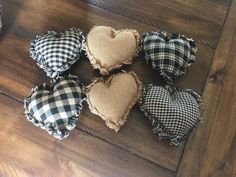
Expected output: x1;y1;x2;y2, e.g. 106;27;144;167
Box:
139;84;202;146
30;27;85;78
140;31;197;83
24;75;86;139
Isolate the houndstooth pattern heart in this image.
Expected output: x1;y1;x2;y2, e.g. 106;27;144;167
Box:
140;31;197;83
139;84;202;146
24;75;86;139
30;27;85;78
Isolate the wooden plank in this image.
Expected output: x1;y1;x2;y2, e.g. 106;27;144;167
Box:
0;34;183;171
0;94;175;177
177;0;236;176
0;32;213;95
0;0;215;93
79;0;230;48
0;0;216;171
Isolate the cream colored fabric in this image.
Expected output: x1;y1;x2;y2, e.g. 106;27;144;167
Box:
86;72;142;132
86;26;139;75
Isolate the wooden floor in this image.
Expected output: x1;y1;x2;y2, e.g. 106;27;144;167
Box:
0;0;235;176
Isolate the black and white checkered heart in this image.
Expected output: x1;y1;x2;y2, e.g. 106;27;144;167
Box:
24;75;86;139
139;84;202;146
140;31;197;83
30;27;85;78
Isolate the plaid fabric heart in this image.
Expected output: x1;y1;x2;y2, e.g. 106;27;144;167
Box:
24;75;86;139
30;27;85;78
140;31;197;83
139;84;202;146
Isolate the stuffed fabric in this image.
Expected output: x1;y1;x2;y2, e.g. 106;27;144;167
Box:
85;26;139;75
139;84;202;146
86;71;142;131
24;75;86;139
140;31;197;83
30;27;85;78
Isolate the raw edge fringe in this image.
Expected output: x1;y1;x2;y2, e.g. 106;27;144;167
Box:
24;74;86;140
86;71;143;132
140;31;197;83
139;84;203;146
164;85;203;112
29;27;86;79
84;26;140;75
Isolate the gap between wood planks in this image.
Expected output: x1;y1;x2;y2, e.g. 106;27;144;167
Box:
177;0;236;176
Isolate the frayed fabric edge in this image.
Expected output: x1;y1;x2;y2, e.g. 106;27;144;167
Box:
84;26;140;75
86;71;143;132
139;84;203;146
140;31;197;83
29;27;86;79
24;74;86;140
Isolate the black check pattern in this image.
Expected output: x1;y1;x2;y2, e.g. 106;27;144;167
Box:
24;75;86;139
139;84;202;146
140;31;197;83
30;27;85;78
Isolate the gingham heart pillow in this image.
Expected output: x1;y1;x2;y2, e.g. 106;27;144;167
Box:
85;26;139;75
30;27;85;78
139;84;202;146
24;75;86;139
140;31;197;83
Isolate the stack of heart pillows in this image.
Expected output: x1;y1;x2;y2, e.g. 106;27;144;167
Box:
24;26;202;146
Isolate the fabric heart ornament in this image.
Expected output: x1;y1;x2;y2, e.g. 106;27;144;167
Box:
30;27;85;78
85;26;140;75
24;75;86;139
86;71;142;131
140;31;197;83
139;84;202;146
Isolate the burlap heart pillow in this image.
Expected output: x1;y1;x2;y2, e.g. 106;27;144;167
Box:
86;71;142;131
140;31;197;83
30;27;85;78
24;75;86;139
139;84;202;146
85;26;140;75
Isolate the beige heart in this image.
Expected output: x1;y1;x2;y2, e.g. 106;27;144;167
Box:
86;72;142;132
85;26;140;75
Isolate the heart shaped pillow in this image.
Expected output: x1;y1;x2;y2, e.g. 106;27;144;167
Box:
24;75;86;139
86;71;142;131
30;27;85;78
140;31;197;83
139;84;202;146
85;26;140;75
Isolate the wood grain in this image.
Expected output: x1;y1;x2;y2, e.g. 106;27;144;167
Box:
0;0;219;171
0;94;175;177
0;0;215;93
177;0;236;176
0;0;233;175
80;0;229;48
0;34;182;171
